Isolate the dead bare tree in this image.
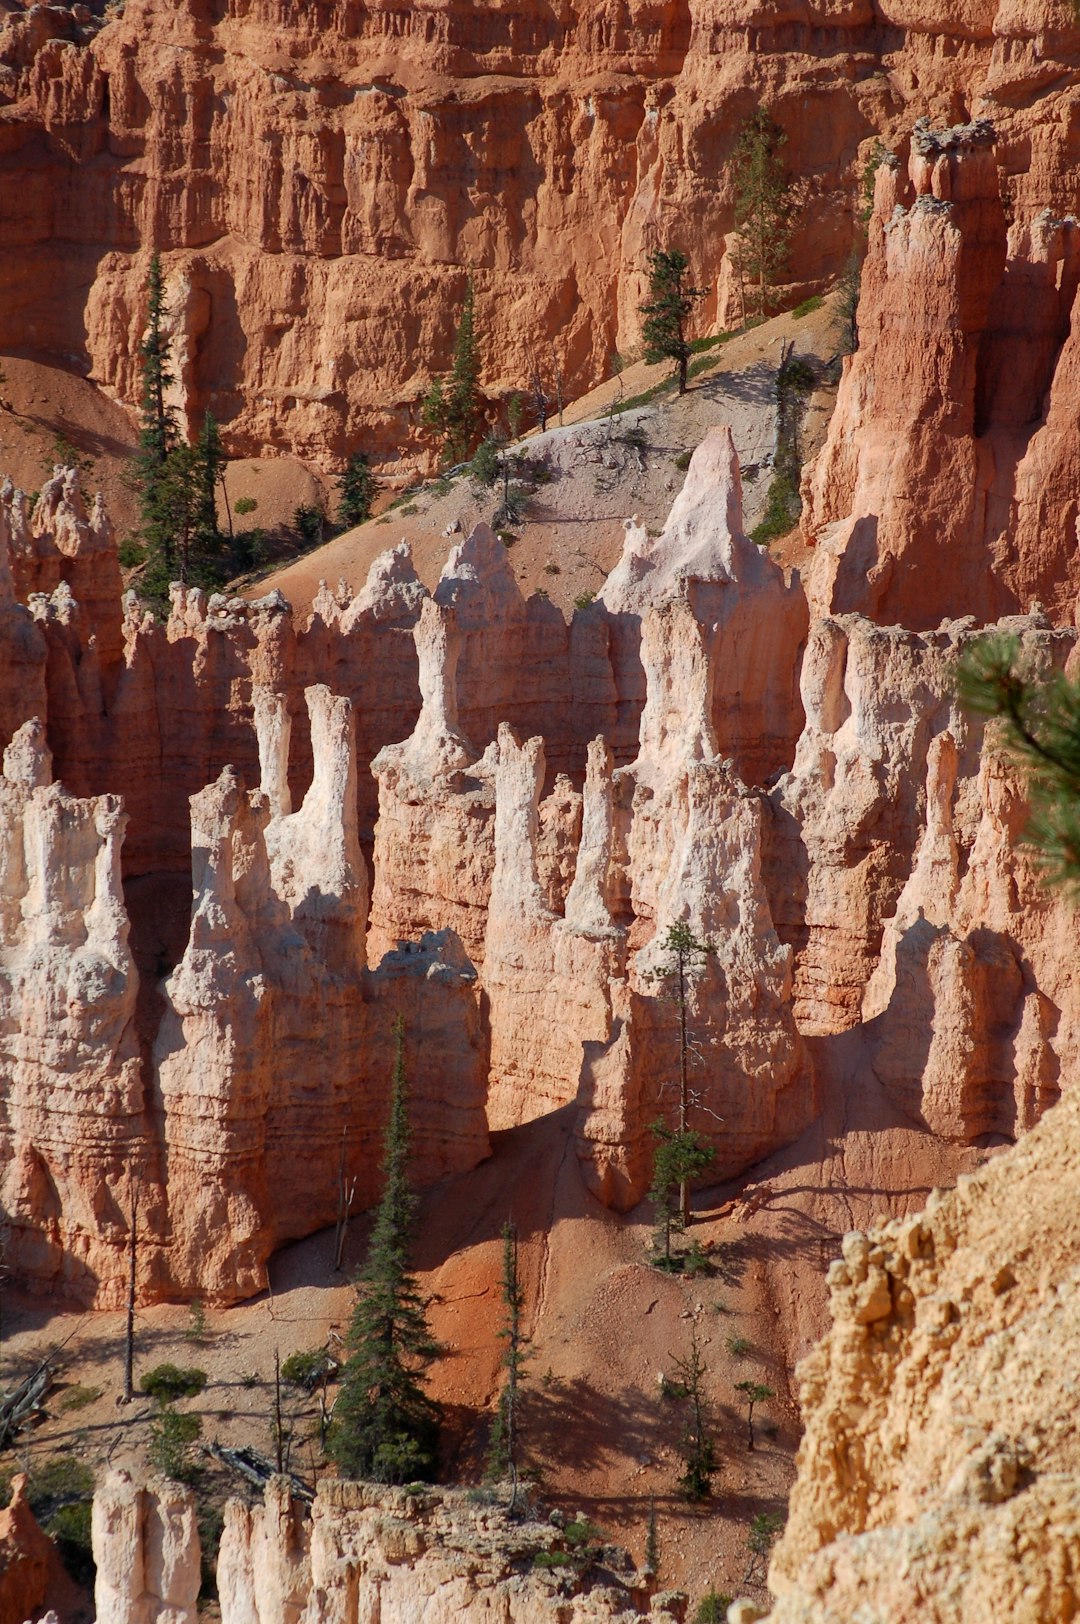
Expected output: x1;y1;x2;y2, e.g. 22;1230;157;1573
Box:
121;1170;141;1405
333;1129;358;1272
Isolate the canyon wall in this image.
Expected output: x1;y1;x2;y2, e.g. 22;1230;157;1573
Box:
0;1;1077;469
0;117;1078;1306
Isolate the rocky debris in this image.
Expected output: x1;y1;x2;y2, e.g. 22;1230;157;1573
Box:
215;1477;684;1624
758;1079;1080;1624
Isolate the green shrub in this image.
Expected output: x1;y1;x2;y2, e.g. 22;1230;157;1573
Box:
543;561;560;576
148;1408;203;1482
233;496;258;517
534;1550;572;1569
399;503;419;516
750;468;801;546
59;1383;102;1413
140;1363;208;1405
118;536;144;568
50;1500;95;1587
292;503;325;548
792;295;824;318
674;450;692;470
281;1347;335;1392
574;590;596;610
726;1334;752;1359
694;1591;734;1623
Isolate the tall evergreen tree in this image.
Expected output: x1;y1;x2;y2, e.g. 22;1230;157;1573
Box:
639;249;706;396
486;1220;529;1503
421;279;485;465
132;258;227;612
328;1018;442;1484
651;921;716;1225
338;451;377;529
728;109;795;323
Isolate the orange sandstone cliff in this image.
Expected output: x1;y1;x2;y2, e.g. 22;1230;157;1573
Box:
0;1;1078;468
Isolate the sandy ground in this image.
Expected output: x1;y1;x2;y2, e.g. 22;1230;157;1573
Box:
258;297;842;621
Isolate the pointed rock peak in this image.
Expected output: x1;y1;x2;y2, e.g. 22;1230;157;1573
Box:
3;718;52;789
601;426;769;613
349;538;427;623
32;466;102;555
435;522;524;625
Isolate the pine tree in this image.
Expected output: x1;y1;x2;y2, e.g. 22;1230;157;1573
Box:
649;1121;716;1266
338;451;377;529
486;1220;529;1504
670;1325;717;1500
957;634;1080;894
421;279;485;465
639;249;706;396
728;109;795;323
734;1379;775;1451
328;1018;442;1484
650;921;717;1226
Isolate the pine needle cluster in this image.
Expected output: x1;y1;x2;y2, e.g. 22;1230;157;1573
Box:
957;633;1080;895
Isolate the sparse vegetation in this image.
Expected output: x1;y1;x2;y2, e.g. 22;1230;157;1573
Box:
751;348;816;546
338;450;377;528
728;108;797;323
674;450;692;470
422;278;485;465
293;502;326;548
639;249;707;395
148;1407;203;1482
140;1362;208;1404
281;1346;336;1392
59;1382;102;1412
694;1592;734;1624
744;1510;784;1586
792;294;824;318
957;634;1080;894
486;1221;529;1504
574;590;596;610
233;495;258;517
329;1017;442;1484
726;1334;752;1359
669;1325;717;1500
734;1379;775;1449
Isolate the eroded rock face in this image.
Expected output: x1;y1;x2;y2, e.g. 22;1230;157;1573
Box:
92;1471;200;1624
803;120;1080;630
216;1478;681;1624
2;2;1078;470
759;1081;1080;1624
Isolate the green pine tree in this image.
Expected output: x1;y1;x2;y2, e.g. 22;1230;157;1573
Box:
728;109;795;323
649;1121;716;1267
338;451;377;529
421;279;485;465
649;921;717;1227
957;634;1080;895
328;1018;442;1484
639;249;706;396
670;1325;717;1501
486;1220;529;1503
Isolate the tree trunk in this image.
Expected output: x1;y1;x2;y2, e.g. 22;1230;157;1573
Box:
122;1174;139;1404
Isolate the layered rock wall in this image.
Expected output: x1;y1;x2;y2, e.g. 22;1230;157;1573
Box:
1;1;1077;468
